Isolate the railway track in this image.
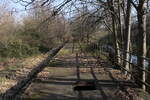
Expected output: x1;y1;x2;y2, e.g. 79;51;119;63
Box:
0;44;142;100
0;43;65;100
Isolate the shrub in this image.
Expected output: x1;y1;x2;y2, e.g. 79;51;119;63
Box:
0;40;40;58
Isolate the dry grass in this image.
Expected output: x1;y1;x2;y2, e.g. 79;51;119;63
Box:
0;54;46;93
0;47;71;94
0;78;17;93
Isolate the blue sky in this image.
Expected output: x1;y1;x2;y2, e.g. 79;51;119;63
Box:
6;0;62;20
9;0;28;20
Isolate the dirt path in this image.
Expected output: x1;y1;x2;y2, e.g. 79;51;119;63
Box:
18;47;139;100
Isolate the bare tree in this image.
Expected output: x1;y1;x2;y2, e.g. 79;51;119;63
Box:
107;0;121;64
130;0;148;90
0;1;15;42
123;0;132;75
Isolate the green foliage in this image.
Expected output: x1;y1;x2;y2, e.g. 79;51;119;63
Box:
0;40;40;58
0;3;68;59
0;77;6;85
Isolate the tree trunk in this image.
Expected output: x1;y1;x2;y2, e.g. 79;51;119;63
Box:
123;0;131;75
109;0;121;64
72;39;75;53
117;0;123;49
117;0;124;66
136;0;147;90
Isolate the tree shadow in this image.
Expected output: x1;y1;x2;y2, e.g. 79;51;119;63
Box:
17;93;78;100
15;53;136;100
48;57;99;68
90;67;108;100
48;61;98;68
33;77;136;88
75;53;84;100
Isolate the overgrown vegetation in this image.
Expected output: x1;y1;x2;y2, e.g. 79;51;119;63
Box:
0;1;69;59
1;0;150;97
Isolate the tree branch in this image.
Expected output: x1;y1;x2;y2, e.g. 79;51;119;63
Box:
129;0;138;10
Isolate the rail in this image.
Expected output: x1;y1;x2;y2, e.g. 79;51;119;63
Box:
98;46;150;92
0;43;66;100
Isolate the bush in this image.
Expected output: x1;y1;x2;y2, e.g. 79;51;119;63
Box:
0;40;40;58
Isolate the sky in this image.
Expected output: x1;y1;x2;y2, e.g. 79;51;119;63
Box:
10;0;28;20
2;0;62;21
1;0;137;22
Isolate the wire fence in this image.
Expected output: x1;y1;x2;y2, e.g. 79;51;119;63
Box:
97;45;150;92
77;38;150;92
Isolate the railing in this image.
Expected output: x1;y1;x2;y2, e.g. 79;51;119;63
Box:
99;46;150;92
84;40;150;93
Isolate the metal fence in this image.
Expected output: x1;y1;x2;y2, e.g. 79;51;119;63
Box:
99;45;150;92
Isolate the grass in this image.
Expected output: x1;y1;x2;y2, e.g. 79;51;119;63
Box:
0;57;9;62
0;53;46;93
135;88;150;100
0;62;23;78
58;48;72;56
49;60;64;67
0;77;6;85
4;65;20;71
